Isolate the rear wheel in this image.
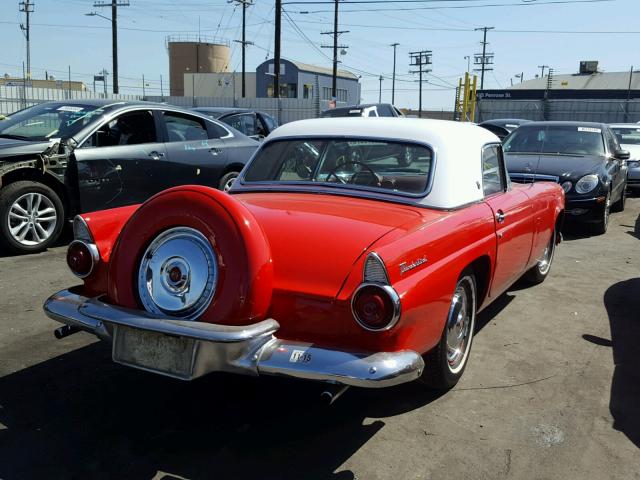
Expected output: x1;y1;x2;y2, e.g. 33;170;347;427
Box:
591;190;610;235
420;271;476;390
524;228;556;284
0;181;64;254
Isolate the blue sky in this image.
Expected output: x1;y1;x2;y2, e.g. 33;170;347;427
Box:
2;0;639;109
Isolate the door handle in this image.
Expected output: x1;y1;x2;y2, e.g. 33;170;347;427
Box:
148;151;164;160
496;210;506;223
209;147;222;155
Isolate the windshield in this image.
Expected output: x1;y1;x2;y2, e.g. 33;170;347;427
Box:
611;126;640;145
503;125;605;156
0;103;107;141
243;138;433;195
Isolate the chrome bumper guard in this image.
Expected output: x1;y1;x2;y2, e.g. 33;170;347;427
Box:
44;289;424;388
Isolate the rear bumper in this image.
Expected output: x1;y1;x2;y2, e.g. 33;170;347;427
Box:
43;289;424;388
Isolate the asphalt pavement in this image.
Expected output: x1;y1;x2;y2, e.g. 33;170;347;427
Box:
0;199;638;480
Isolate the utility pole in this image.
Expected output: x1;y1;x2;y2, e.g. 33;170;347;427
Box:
464;55;470;74
321;0;349;98
93;0;130;94
538;65;549;78
274;0;281;98
473;26;494;90
234;0;253;98
390;42;399;104
378;75;383;103
409;50;432;118
19;1;34;79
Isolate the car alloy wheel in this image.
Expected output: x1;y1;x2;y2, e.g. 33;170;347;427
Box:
537;231;555;276
8;192;58;246
445;275;476;374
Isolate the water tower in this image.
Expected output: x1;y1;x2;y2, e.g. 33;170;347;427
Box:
167;35;231;96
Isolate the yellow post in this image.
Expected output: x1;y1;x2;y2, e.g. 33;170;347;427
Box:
456;77;463;119
462;72;470;121
469;75;478;122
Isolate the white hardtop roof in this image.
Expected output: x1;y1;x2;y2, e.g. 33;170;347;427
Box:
265;118;500;209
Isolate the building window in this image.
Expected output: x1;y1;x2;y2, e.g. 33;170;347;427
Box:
267;63;286;75
337;89;347;102
322;87;332;100
303;84;313;99
321;87;348;102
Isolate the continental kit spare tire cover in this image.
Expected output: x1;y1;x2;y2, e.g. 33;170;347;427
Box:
107;186;273;325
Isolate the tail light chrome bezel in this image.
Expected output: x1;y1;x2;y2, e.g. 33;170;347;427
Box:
352;252;401;332
351;282;402;332
67;240;100;278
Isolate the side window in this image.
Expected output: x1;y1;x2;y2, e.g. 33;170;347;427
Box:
224;114;255;136
163;111;208;142
482;144;505;196
84;110;156;148
262;113;277;131
207;120;230;139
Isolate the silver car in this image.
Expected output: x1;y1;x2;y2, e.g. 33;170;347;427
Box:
611;123;640;190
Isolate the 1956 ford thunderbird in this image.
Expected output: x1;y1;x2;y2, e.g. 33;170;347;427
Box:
44;118;565;391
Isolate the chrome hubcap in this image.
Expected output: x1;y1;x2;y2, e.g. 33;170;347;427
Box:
445;276;475;374
537;231;555;275
7;192;57;246
138;227;217;319
223;177;236;192
604;193;610;225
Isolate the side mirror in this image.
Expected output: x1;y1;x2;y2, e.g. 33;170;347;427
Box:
614;149;630;160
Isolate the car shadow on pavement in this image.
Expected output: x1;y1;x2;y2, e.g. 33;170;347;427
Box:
0;227;71;259
602;278;640;448
0;290;515;480
0;336;447;480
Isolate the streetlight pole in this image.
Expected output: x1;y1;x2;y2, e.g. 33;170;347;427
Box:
378;75;383;103
464;55;470;74
390;42;399;105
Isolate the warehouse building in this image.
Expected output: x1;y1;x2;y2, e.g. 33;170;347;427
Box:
476;61;640;123
255;59;360;103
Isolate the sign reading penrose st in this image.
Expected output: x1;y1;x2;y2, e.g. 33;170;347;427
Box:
477;90;546;100
477;89;640;100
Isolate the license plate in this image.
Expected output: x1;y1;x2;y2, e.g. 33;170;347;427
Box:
113;326;195;379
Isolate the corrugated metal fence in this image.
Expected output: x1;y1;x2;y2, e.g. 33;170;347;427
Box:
0;86;320;123
476;98;640;123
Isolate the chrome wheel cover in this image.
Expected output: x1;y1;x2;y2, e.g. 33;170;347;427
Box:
138;227;217;319
7;192;57;246
603;192;611;226
223;176;237;192
445;276;476;374
537;231;556;276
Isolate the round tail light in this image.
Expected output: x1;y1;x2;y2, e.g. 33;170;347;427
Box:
67;240;98;278
352;284;401;331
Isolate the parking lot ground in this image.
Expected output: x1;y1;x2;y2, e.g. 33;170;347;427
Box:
0;200;639;480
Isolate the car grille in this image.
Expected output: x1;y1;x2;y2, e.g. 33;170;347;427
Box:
509;173;560;184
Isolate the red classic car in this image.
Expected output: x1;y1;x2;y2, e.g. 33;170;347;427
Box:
44;118;564;392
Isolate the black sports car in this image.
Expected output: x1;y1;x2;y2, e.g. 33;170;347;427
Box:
478;118;531;141
504;121;629;234
193;107;278;141
0;100;258;253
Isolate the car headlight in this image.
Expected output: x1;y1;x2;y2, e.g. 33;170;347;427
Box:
561;181;572;193
575;174;599;194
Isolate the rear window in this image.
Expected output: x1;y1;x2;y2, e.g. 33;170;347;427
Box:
503;125;605;156
243;138;433;195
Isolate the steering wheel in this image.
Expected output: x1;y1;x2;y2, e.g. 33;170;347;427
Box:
326;160;380;186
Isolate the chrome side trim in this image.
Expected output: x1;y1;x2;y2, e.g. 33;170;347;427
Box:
43;289;423;387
